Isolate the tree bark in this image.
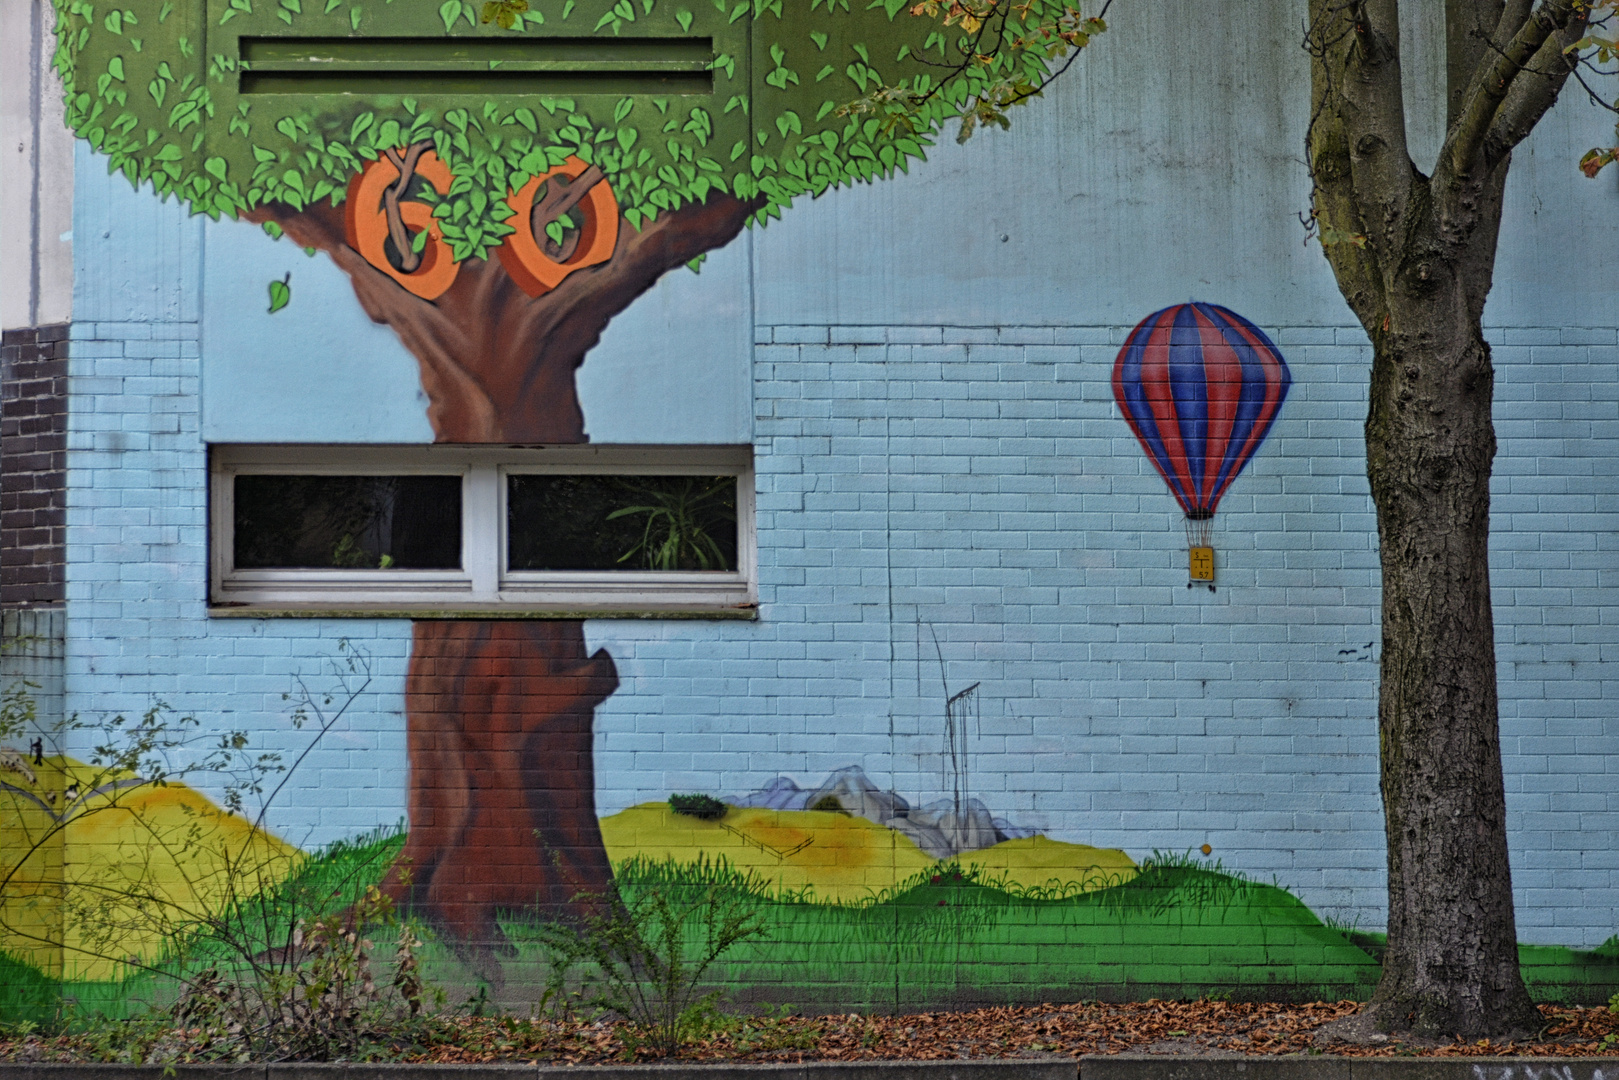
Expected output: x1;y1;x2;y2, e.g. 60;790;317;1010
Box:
245;194;759;946
1306;0;1583;1037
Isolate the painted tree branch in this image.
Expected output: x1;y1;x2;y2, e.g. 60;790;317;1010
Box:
532;165;605;261
380;141;433;275
246;193;761;442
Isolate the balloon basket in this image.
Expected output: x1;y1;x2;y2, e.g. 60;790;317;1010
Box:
1185;516;1215;592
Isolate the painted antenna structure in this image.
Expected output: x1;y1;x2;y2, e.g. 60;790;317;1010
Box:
1112;302;1291;591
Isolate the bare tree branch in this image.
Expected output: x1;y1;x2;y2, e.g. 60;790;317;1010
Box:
1479;15;1585;169
1446;0;1583;175
1448;0;1511;122
1305;0;1414;319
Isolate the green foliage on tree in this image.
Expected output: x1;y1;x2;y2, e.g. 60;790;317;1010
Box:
51;0;1103;261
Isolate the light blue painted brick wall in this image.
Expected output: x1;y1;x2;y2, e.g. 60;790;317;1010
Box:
61;304;1619;946
54;3;1619;958
584;323;1619;950
63;156;416;850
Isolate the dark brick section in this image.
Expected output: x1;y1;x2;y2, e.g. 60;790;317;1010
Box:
0;323;69;607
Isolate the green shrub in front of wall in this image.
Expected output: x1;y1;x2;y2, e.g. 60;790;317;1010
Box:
51;0;1096;260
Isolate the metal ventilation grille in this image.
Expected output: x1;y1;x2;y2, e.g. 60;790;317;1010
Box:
237;36;715;95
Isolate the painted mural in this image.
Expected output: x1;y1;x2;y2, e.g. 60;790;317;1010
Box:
6;0;1619;1027
1112;303;1291;589
40;0;1086;965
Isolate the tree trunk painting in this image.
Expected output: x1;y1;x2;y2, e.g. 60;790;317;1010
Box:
247;190;758;948
387;620;619;945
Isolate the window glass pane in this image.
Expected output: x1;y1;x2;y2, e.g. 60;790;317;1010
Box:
233;475;462;569
507;474;737;572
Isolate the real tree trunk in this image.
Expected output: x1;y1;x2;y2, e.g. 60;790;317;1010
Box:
248;194;758;947
1361;314;1538;1038
1302;0;1585;1035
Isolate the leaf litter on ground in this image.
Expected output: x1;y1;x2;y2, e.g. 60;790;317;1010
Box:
6;1001;1619;1064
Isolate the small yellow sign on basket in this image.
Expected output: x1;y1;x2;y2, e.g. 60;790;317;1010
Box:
1189;546;1215;582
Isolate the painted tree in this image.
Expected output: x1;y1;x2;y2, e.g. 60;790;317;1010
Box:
49;0;1101;953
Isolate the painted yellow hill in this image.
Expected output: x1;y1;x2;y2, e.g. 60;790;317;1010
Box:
599;803;1136;905
0;757;302;980
960;834;1137;894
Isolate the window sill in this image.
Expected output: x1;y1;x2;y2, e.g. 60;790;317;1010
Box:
207;603;759;620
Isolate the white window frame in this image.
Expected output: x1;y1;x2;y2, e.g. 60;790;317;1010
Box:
209;444;756;618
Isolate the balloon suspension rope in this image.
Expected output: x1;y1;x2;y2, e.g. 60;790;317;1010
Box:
1184;513;1213;549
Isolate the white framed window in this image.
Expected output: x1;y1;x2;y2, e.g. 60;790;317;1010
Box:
209;444;756;618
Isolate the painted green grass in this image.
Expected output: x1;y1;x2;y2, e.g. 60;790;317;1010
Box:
10;834;1619;1023
494;853;1382;1009
0;826;406;1027
1345;931;1619;1004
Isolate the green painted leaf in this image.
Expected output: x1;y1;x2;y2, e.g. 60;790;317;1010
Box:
108;56;125;80
267;273;291;313
439;0;460;30
675;7;692;30
350;5;361;29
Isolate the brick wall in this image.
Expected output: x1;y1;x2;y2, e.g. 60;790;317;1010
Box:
0;323;68;607
585;321;1619;951
61;316;416;851
56;314;1619;986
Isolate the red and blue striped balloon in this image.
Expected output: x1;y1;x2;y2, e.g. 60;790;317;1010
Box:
1112;302;1291;519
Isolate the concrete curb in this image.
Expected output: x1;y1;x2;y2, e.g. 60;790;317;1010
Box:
1078;1055;1619;1080
0;1060;1076;1080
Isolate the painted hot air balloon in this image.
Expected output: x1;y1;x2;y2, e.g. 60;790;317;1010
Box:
1112;302;1291;589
